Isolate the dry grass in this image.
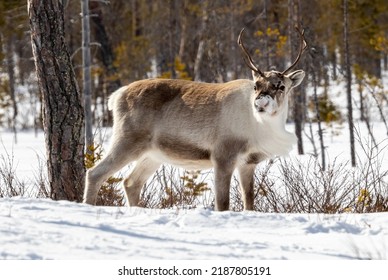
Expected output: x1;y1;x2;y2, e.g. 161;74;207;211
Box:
1;133;387;213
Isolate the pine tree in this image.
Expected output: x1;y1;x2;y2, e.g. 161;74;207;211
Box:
28;0;85;201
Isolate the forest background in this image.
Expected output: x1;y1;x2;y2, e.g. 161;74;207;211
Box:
1;0;387;131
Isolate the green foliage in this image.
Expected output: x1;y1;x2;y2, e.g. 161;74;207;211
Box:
309;94;343;123
158;57;192;80
369;31;388;52
85;144;124;206
354;63;383;88
181;170;210;199
84;144;101;169
160;170;209;208
113;36;151;82
354;188;388;213
255;27;288;57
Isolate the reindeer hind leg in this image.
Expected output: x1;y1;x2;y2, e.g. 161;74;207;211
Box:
123;156;161;207
83;136;146;205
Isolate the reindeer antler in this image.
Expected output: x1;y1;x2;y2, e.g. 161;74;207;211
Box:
237;28;266;78
281;26;308;75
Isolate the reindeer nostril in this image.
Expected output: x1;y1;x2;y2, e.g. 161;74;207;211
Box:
255;97;270;113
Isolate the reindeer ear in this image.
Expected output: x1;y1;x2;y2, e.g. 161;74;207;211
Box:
286;70;305;88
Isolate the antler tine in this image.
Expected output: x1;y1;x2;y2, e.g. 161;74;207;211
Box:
282;26;308;75
237;28;266;78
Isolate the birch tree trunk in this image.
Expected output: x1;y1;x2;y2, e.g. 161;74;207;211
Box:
28;0;85;201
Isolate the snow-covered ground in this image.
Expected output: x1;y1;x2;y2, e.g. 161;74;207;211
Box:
0;196;387;260
0;121;387;261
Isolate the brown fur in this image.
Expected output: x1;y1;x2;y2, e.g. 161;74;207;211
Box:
157;135;211;161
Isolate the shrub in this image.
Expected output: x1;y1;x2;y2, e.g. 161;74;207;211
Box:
309;94;343;123
141;166;210;209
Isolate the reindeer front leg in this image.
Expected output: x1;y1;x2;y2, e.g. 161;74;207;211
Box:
213;139;247;211
214;162;235;211
238;164;256;211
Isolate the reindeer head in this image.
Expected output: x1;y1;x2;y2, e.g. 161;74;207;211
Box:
238;27;307;116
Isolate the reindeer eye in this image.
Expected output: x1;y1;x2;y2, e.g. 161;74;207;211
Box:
280;85;285;91
253;86;257;91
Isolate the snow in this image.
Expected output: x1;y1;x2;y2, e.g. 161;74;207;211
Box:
0;196;387;260
0;130;46;182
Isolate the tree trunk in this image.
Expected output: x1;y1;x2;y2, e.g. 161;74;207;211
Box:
358;79;365;122
312;70;326;170
194;3;208;81
82;0;93;153
28;0;85;201
89;2;119;87
230;1;237;80
343;0;356;167
289;0;304;155
90;1;121;126
331;50;337;80
263;0;270;70
5;16;18;143
178;2;187;62
168;0;177;79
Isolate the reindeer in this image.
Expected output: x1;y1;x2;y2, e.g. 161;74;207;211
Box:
83;27;307;211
